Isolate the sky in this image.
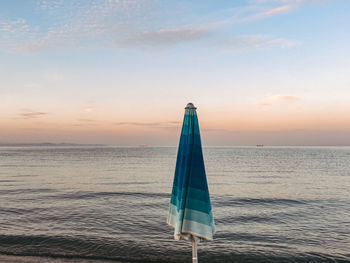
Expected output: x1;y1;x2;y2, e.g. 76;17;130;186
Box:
1;0;350;146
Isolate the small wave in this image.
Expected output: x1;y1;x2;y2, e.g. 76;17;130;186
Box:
50;191;170;200
0;252;131;263
0;180;17;183
0;207;48;215
235;181;279;185
0;188;56;195
0;153;18;157
1;243;349;263
214;231;321;246
214;197;306;207
241;170;295;174
0;164;52;167
216;214;285;224
0;234;183;263
11;174;41;178
247;175;286;179
99;182;152;185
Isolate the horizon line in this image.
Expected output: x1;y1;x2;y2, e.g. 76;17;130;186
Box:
1;142;350;147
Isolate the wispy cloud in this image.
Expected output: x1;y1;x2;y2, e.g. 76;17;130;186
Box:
24;82;42;89
0;17;38;51
119;28;210;48
0;0;321;53
36;0;65;12
84;107;93;113
0;18;31;35
73;118;98;127
257;94;300;106
221;34;301;52
240;5;294;23
115;122;162;127
115;121;180;128
256;0;327;4
18;109;49;119
118;29;300;51
78;118;97;122
22;70;62;90
6;0;154;53
83;100;96;113
43;70;63;82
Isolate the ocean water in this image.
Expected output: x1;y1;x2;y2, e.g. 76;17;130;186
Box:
0;146;349;263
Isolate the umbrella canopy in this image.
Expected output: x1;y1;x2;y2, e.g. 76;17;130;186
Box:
167;103;215;242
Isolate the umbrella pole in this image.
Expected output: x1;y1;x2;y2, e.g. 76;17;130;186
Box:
192;236;198;263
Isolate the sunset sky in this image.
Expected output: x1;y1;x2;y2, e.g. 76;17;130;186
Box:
1;0;349;146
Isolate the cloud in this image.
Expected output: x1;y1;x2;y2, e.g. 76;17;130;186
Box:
117;3;300;50
43;70;63;82
0;0;308;53
0;18;31;35
36;0;65;12
18;109;49;119
24;82;42;89
115;121;180;128
256;0;327;3
74;118;98;127
262;37;301;48
118;28;301;51
0;17;38;51
119;28;210;48
240;5;294;22
78;118;97;122
257;94;300;106
4;0;153;53
221;34;301;51
115;122;161;126
83;101;96;113
23;71;62;90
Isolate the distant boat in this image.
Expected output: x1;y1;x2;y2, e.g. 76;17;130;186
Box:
256;144;264;147
139;144;148;147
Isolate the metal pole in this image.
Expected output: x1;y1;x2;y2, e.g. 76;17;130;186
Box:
192;236;198;263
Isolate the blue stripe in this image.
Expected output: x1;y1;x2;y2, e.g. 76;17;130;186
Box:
170;186;212;204
170;187;212;214
168;204;215;228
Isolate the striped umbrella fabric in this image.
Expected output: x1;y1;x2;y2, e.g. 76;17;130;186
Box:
167;103;215;246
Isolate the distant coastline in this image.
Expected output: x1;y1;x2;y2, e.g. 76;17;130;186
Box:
0;142;105;147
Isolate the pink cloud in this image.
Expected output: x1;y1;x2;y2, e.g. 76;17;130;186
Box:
241;5;294;22
257;94;300;106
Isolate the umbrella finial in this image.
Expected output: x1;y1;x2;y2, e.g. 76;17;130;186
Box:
185;102;197;109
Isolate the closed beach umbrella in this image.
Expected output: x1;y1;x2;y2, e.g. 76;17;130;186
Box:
167;103;215;263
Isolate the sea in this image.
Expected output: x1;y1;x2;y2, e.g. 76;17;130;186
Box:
0;146;349;263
